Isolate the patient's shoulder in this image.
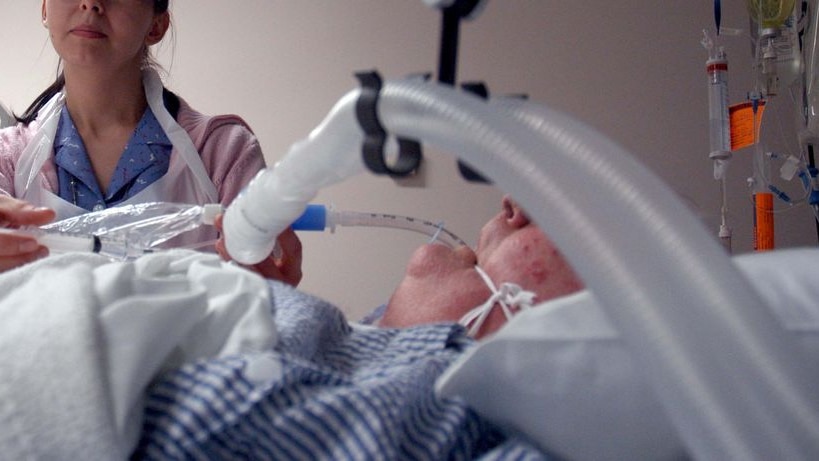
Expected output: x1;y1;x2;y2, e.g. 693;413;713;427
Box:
175;97;255;141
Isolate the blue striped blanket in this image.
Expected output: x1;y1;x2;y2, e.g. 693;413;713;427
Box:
133;281;548;460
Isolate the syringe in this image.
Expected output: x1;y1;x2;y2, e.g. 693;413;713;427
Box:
0;227;150;261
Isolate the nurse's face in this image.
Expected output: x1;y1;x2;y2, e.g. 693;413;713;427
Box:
381;196;584;338
42;0;168;73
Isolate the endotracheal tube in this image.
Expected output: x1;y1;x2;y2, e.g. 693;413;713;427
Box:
293;204;467;248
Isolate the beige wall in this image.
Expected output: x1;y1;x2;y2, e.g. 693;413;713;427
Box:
2;1;816;318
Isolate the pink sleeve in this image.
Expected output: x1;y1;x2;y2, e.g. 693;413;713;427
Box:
200;121;266;207
177;99;267;206
0;137;15;196
0;124;33;197
186;117;266;207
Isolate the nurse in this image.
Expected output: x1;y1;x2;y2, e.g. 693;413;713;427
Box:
0;0;301;282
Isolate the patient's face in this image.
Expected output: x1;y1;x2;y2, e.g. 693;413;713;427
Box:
380;197;583;338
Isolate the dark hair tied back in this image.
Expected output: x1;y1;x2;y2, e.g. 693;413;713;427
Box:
14;74;65;125
155;0;169;13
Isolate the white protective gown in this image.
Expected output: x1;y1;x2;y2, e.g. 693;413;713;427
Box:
13;69;219;221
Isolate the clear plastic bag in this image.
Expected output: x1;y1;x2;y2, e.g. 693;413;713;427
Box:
40;202;222;259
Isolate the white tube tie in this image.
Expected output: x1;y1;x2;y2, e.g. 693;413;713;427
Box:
428;221;445;244
458;265;537;337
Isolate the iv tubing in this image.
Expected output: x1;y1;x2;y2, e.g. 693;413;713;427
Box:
719;176;732;253
224;78;819;460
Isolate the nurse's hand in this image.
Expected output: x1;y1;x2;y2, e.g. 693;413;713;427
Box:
0;196;55;272
213;214;303;287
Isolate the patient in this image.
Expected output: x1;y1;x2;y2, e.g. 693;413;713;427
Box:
211;194;583;338
213;194;584;339
6;193;813;459
130;196;581;460
378;195;584;338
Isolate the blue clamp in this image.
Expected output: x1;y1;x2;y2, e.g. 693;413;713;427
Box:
808;167;819;206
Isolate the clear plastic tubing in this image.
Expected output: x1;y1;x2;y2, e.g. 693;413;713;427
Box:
224;77;819;460
41;202;223;250
291;204;467;248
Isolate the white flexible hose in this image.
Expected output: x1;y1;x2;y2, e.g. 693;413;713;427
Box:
481;95;819;459
223;91;366;264
225;79;819;459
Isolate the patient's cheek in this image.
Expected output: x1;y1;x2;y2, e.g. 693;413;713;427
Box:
530;251;584;299
487;233;583;301
527;247;565;285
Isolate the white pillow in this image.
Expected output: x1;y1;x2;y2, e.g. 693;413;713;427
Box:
436;248;819;460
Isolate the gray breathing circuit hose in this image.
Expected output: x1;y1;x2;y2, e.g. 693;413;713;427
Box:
224;78;819;460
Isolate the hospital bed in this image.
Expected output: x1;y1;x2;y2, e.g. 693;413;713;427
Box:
1;74;818;460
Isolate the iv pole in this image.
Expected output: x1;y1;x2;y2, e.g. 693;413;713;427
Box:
431;0;491;182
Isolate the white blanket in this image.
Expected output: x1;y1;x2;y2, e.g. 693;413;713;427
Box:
0;250;275;460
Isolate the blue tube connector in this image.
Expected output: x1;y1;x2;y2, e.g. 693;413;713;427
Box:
768;184;791;204
808;167;819;206
291;204;327;231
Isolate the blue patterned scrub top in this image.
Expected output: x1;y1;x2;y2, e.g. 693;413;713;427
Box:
54;105;173;211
